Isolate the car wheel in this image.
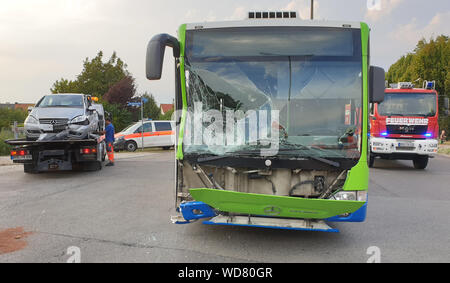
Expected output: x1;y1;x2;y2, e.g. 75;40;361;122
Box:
125;141;137;152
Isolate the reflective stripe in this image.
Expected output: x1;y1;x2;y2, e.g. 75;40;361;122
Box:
122;131;174;140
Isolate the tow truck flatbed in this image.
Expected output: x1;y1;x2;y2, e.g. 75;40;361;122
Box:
5;138;100;146
5;137;106;173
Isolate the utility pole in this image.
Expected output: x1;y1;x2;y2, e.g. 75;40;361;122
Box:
311;0;314;20
141;95;144;151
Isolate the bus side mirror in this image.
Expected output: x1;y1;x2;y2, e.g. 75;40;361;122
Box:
146;34;180;80
369;66;385;103
27;106;34;113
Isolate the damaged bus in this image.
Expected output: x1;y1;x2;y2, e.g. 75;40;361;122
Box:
146;12;385;232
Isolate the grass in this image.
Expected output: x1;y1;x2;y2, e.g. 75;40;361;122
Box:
438;147;450;155
0;129;14;156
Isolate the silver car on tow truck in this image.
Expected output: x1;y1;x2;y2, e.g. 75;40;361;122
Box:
25;94;105;141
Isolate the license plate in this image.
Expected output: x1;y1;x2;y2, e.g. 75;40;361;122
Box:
13;155;32;161
398;142;414;147
49;164;59;170
41;124;53;132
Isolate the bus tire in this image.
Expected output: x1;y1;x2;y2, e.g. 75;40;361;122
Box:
413;156;429;170
125;141;137;152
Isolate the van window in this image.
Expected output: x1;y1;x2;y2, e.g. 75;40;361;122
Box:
155;122;172;131
135;123;153;133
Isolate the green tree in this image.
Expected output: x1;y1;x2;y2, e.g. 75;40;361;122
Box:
386;35;450;133
159;109;174;120
103;103;133;133
0;108;28;129
142;93;161;120
51;51;129;98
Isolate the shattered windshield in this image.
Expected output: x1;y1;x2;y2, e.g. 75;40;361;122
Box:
183;27;363;160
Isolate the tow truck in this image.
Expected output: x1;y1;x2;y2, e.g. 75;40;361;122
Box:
370;81;449;169
145;12;385;232
6;137;106;173
6;94;107;173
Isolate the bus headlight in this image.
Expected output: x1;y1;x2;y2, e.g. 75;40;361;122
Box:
330;191;367;202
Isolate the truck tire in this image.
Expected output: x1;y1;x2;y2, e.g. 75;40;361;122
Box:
413;156;429;170
23;164;38;174
125;141;137;152
369;154;375;168
83;161;102;171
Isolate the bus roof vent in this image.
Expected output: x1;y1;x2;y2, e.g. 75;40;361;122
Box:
248;11;297;19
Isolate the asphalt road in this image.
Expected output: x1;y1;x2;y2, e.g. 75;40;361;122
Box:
0;151;449;263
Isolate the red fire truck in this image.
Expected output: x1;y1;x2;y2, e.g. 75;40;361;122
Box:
369;81;448;169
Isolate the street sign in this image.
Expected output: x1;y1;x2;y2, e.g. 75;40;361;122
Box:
127;102;142;107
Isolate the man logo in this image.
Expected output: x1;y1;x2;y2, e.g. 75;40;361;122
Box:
264;206;282;216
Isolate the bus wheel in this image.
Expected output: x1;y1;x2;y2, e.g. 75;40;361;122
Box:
413;156;429;170
125;141;137;152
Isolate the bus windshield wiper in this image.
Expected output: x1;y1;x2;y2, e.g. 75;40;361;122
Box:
277;142;341;167
196;150;261;163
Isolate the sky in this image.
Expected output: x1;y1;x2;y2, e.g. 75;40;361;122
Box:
0;0;449;105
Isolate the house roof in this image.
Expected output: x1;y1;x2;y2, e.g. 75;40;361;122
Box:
160;104;174;114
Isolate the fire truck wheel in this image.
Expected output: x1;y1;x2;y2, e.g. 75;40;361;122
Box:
369;154;375;168
413;156;429;170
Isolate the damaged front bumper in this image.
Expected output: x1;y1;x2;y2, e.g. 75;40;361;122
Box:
25;123;95;140
172;189;368;232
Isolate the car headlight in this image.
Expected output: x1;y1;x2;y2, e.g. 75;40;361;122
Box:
71;115;89;125
330;191;367;202
25;115;38;124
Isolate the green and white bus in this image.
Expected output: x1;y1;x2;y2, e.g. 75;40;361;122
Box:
146;12;385;232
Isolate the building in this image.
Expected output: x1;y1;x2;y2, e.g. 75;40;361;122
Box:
14;103;35;111
0;103;15;110
0;103;34;111
160;104;174;115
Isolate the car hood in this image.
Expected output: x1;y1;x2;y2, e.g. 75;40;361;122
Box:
30;107;85;120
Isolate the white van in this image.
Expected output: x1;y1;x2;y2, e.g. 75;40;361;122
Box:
113;120;175;152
